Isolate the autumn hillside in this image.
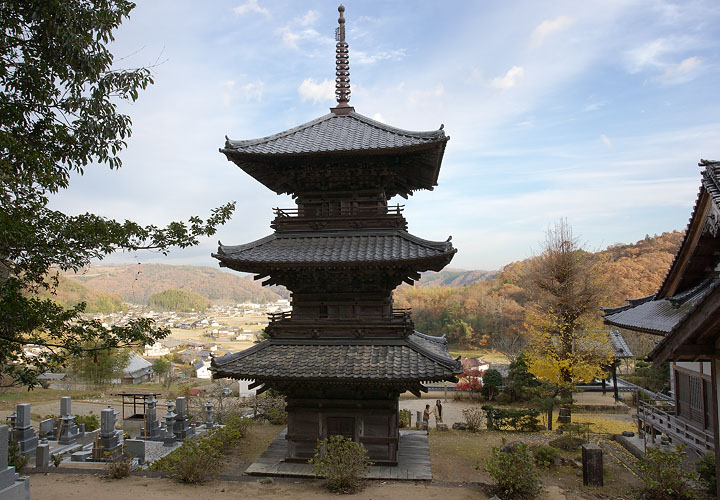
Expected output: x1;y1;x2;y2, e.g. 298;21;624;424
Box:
394;231;684;351
37;275;126;314
63;264;284;305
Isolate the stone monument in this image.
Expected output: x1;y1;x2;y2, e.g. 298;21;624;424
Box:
12;404;37;456
204;401;214;429
163;400;176;446
57;397;79;445
0;425;29;500
581;443;603;486
93;407;123;460
173;397;195;440
142;396;162;441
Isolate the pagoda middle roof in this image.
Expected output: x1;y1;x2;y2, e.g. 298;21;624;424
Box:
210;332;462;383
213;229;456;271
222;111;447;156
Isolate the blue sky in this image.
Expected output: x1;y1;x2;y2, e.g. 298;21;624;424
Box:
51;0;720;271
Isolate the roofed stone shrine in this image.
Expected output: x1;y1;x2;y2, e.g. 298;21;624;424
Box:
211;5;462;465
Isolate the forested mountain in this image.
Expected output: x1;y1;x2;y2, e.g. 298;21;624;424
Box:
64;264;283;305
37;275;126;313
395;231;684;352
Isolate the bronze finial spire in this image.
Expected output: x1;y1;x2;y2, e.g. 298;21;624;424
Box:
331;4;354;115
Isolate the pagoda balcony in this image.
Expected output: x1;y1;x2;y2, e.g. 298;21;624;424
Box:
271;205;408;232
265;308;415;338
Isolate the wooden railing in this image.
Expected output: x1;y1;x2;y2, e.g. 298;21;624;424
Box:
268;308;411;324
637;400;714;455
273;205;404;218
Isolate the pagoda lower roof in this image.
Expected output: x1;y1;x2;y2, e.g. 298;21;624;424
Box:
210;332;462;383
213;229;456;271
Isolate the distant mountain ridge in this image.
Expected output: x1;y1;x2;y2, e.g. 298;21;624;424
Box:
413;269;497;287
64;264;283;305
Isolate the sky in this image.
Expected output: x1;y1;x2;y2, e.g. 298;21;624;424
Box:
50;0;720;271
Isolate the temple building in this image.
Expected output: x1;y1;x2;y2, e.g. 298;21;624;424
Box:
603;159;720;497
211;5;462;465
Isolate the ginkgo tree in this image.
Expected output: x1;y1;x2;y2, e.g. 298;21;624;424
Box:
522;220;613;426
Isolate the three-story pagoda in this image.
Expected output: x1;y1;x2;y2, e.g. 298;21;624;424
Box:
211;5;462;465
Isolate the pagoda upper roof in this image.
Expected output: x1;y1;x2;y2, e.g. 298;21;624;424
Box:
220;111;449;198
213;229;456;272
223;111;447;156
210;332;462;383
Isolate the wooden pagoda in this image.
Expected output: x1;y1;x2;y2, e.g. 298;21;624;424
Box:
211;5;462;465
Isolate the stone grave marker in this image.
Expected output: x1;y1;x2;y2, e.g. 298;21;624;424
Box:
581;443;603;486
93;407;122;460
143;396;162;441
58;397;79;445
163;400;176;446
35;443;49;471
0;425;30;500
173;397;195;440
12;404;37;456
38;419;54;440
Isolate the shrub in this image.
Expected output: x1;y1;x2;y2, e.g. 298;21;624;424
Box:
462;407;484;432
533;445;559;467
398;409;411;429
496;392;512;405
105;449;132;479
482;405;540;432
265;406;287;425
482;442;541;498
548;435;584;451
697;452;716;494
150;416;248;483
75;414;100;432
8;440;28;474
309;435;372;493
636;445;698;500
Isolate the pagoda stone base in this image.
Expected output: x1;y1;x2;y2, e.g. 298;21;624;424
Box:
284;397;399;465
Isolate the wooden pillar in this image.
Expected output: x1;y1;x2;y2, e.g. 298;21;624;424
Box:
612;364;619;401
710;358;720;500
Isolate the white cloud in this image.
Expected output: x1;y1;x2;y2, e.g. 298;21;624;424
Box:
354;48;406;65
491;66;525;90
407;85;444;106
276;26;323;49
600;134;612;148
298;78;334;103
240;81;264;102
297;10;318;26
233;0;269;17
372;113;386;122
583;101;606;112
624;38;673;73
220;80;235;107
660;56;703;84
530;16;575;47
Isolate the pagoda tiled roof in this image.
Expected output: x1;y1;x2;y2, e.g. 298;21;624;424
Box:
222;111;447;156
603;278;719;335
213;229;456;271
210;332;462;383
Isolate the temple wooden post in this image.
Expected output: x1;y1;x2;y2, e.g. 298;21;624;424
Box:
711;356;720;500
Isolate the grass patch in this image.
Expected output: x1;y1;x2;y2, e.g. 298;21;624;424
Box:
449;349;509;364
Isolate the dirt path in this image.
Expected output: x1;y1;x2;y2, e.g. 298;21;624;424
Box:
29;474;485;500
